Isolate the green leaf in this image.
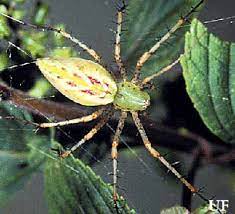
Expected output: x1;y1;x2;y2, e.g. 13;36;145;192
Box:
160;206;189;214
181;19;235;144
20;30;48;57
44;143;135;214
33;3;49;25
28;77;54;98
0;103;49;206
11;9;26;20
160;205;220;214
123;0;204;78
193;205;220;214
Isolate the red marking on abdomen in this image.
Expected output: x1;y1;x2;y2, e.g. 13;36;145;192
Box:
88;76;101;85
81;89;95;95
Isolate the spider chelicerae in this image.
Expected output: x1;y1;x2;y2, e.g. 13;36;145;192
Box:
0;0;210;209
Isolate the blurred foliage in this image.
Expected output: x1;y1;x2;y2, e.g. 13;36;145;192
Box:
28;77;54;98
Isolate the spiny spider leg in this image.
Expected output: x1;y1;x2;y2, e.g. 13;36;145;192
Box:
132;0;205;83
3;61;36;71
141;56;181;87
111;111;127;207
131;112;209;203
0;40;36;71
61;110;114;158
114;0;127;79
0;12;102;63
39;108;104;128
7;41;33;58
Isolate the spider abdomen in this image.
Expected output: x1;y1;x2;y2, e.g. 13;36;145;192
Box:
114;81;150;111
36;57;117;106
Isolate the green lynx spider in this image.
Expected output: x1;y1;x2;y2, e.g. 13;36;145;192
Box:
0;0;209;208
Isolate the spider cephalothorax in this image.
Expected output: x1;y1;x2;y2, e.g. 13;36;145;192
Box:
0;0;209;209
114;81;150;111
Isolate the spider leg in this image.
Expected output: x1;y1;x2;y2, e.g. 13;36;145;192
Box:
141;56;181;87
131;111;209;203
2;61;36;71
61;110;113;158
0;12;102;63
0;40;36;72
114;0;127;79
39;108;104;128
132;20;183;83
111;111;127;207
132;0;205;83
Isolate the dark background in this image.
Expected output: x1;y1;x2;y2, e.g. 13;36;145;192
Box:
1;0;235;213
